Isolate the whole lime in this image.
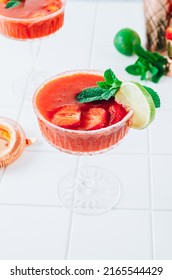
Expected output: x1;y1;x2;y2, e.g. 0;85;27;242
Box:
114;28;141;56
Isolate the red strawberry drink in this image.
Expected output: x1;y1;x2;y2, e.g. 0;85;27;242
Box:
0;0;65;39
33;70;133;154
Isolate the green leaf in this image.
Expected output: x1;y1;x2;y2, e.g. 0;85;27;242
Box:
127;43;168;83
143;86;161;108
151;67;164;83
148;64;158;77
76;69;122;103
101;87;118;100
96;81;110;89
152;52;167;64
5;0;22;9
125;64;142;76
76;87;106;103
112;80;122;87
104;69;116;85
141;68;147;80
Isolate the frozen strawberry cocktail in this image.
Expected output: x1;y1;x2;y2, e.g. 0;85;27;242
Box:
0;0;65;39
33;68;160;214
33;70;133;154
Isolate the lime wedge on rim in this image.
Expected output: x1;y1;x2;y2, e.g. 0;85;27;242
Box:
115;81;156;129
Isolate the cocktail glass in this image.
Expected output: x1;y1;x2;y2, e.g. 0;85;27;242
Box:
33;70;133;215
0;0;66;99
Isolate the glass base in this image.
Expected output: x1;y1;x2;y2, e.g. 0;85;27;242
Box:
12;71;49;100
58;166;121;215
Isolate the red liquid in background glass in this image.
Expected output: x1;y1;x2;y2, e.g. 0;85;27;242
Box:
0;0;64;39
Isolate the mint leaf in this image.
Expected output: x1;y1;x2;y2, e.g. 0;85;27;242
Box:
102;87;119;100
112;79;122;88
149;64;158;77
143;86;160;108
97;81;111;89
76;87;106;103
104;69;116;85
125;64;142;76
5;0;22;8
76;69;122;103
152;52;167;64
126;43;168;83
76;86;118;103
141;68;147;80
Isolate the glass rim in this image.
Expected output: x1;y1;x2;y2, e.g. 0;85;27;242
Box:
0;0;66;23
33;69;134;135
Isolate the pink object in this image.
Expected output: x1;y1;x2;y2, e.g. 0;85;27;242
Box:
0;117;36;167
0;0;66;39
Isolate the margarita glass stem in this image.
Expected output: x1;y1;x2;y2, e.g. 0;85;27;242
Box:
12;38;45;99
29;39;42;73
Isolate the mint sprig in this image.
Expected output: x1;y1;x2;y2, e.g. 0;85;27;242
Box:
5;0;22;9
75;87;106;103
76;69;161;109
125;44;169;83
76;69;122;103
143;86;160;108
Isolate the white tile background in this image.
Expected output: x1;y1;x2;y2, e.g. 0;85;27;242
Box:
0;0;172;260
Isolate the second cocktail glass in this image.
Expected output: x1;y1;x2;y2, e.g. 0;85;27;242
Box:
0;0;66;99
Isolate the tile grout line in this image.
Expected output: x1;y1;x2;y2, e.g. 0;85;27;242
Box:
1;202;172;212
147;127;156;260
0;202;64;208
87;0;98;69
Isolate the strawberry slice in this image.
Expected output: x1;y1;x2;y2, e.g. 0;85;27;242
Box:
81;108;107;130
51;105;81;129
45;5;59;13
109;102;127;125
166;27;172;41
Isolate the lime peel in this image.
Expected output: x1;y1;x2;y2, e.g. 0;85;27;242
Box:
115;81;156;129
114;28;141;56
